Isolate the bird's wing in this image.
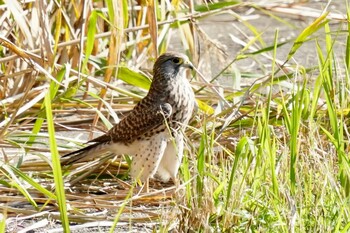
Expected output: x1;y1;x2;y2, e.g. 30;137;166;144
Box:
91;102;172;144
61;102;171;165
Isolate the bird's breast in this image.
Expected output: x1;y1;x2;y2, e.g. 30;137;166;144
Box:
167;80;195;128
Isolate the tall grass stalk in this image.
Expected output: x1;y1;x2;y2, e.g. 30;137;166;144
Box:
44;88;70;232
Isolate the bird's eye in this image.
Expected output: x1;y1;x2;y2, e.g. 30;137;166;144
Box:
172;57;182;64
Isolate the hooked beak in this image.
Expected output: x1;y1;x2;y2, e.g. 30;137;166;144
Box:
183;60;194;70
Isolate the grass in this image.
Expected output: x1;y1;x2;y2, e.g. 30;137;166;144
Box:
1;0;350;232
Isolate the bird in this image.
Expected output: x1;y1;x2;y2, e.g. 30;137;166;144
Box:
61;52;196;192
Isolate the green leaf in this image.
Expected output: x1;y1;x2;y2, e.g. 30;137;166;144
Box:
213;179;226;206
82;10;98;73
0;211;5;233
0;164;37;208
346;2;350;70
44;88;70;232
105;0;114;23
286;12;329;63
196;99;214;114
122;0;129;28
117;66;151;90
195;1;240;12
9;166;56;200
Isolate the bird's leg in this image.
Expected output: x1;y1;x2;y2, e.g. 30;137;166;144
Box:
139;178;149;193
172;175;179;191
145;178;149;193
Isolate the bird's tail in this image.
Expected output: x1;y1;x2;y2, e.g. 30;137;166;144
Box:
61;142;110;166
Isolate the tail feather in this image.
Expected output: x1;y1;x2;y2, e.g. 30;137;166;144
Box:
61;142;108;166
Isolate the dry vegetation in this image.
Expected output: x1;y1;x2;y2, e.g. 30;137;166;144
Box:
0;0;350;232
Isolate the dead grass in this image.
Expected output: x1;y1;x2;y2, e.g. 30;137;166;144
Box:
1;0;350;232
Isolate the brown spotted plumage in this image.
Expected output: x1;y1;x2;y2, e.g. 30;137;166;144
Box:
61;52;196;191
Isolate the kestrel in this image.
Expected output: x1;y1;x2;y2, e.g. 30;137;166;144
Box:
61;52;196;191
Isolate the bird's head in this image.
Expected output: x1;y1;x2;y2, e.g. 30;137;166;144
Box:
153;52;193;80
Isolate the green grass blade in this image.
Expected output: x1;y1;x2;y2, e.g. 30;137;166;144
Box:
0;164;38;208
196;99;215;114
346;1;350;70
196;127;206;205
9;165;56;200
0;211;5;233
44;88;70;231
26;67;66;151
122;0;128;28
109;186;134;233
82;10;98;73
286;12;329;63
117;66;151;90
181;152;192;206
225;136;247;209
105;0;115;24
194;1;240;12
